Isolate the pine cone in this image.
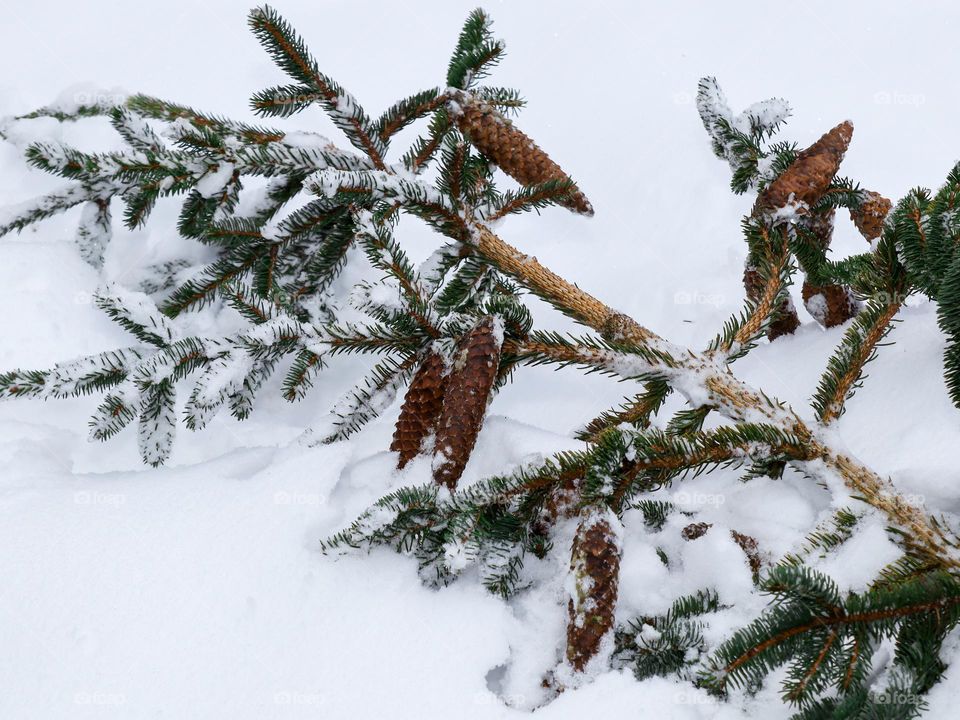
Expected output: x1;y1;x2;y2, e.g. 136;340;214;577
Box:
432;316;503;491
802;207;836;252
795;194;864;329
447;90;594;216
681;521;712;541
566;509;621;673
757;121;853;216
391;350;449;469
743;266;800;340
534;470;585;537
802;280;860;328
850;190;892;241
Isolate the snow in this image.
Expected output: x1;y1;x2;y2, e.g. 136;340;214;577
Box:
194;161;236;198
3;1;960;718
816;518;903;592
100;286;178;345
738;98;791;136
280;130;335;149
45;83;129;116
804;291;829;325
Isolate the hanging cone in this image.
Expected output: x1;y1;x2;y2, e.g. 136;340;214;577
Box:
757;121;853;216
797;207;859;327
432;316;503;491
743;266;800;340
802;207;836;252
533;470;585;539
566;508;622;673
850;190;892;241
391;350;449;469
447;90;594;216
752;124;863;336
802;280;860;328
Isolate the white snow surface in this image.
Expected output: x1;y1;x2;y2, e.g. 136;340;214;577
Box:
3;1;960;718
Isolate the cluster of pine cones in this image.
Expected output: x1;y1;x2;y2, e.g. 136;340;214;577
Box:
390;316;503;490
389;91;593;487
381;90;894;682
749;120;892;339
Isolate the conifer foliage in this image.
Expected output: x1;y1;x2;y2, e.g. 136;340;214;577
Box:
0;5;573;465
5;7;960;719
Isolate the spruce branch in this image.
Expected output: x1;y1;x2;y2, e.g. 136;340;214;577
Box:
473;224;960;571
8;14;960;716
779;508;862;568
447;8;505;90
701;566;960;709
614;589;723;681
374;89;448;144
710;220;795;357
248;5;386;168
696;76;791;194
576;380;672;442
323;354;418;444
126;94;286;145
812;297;903;424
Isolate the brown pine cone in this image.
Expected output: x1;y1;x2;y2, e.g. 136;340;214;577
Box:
432;316;503;491
447;90;594;216
850;190;892;241
802;207;836;252
534;470;585;536
566;509;621;673
757;121;853;216
795;204;862;328
743;266;800;340
802;281;860;328
681;521;713;541
391;350;449;469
